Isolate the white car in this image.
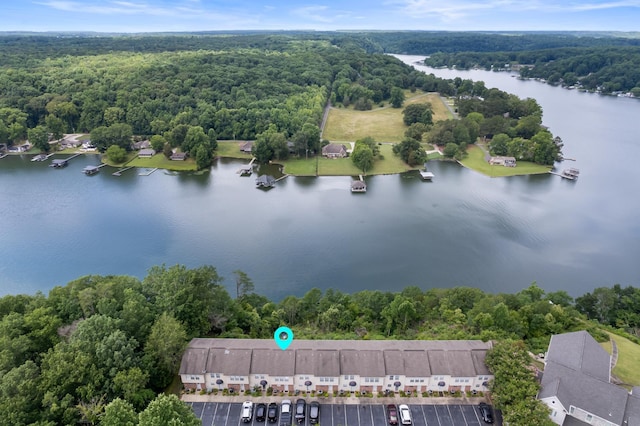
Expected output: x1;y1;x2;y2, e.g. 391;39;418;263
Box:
241;401;253;423
399;404;412;425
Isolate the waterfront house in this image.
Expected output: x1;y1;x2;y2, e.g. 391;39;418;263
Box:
322;144;347;158
179;339;493;395
538;330;640;425
138;148;156;158
240;141;254;154
170;152;187;161
133;140;151;150
489;156;516;167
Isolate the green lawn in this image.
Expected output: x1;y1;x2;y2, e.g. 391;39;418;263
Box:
323;91;452;143
602;331;640;387
126;154;197;171
216;141;253;159
279;143;418;176
459;145;551;177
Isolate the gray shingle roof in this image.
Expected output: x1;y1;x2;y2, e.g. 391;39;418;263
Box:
403;350;431;377
341;350;385;376
207;348;252;376
624;393;640;426
315;350;340;377
251;349;295;377
383;350;406;375
179;347;208;375
546;330;611;382
540;361;627;425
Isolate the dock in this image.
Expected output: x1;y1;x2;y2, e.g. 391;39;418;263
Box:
112;166;134;176
274;174;289;183
32;153;54;162
351;175;367;193
419;163;435;181
549;168;580;180
138;168;158;176
237;158;256;176
82;164;106;175
0;153;7;159
50;153;81;168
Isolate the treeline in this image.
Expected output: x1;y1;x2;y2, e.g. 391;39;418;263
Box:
425;46;640;95
1;263;637;424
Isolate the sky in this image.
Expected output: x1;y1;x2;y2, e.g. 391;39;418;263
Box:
2;0;640;33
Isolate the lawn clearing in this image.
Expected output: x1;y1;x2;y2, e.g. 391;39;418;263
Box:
323;91;451;143
602;331;640;387
459;145;551;177
126;154;197;171
215;141;254;159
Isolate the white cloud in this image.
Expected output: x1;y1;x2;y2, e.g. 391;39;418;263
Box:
291;5;334;23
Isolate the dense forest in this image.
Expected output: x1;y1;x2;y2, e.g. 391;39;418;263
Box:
0;263;637;424
0;32;563;167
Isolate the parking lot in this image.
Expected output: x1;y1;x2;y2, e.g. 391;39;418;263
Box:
189;402;501;426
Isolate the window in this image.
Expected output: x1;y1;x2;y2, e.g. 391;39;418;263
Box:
189;376;199;381
389;375;399;380
211;373;220;379
344;375;354;380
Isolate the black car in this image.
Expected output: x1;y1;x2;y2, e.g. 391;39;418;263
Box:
268;402;279;423
478;402;494;424
256;403;267;422
294;398;306;423
308;401;320;424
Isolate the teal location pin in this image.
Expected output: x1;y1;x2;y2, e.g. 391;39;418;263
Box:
274;326;294;351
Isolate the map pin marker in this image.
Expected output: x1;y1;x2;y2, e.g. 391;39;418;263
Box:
274;326;294;351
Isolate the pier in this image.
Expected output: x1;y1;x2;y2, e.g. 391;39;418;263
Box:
50;153;82;168
31;153;54;162
237;158;256;176
549;168;580;180
82;164;107;175
112;166;134;176
138;168;158;176
0;153;7;159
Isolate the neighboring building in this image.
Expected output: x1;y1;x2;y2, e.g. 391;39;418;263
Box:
489;156;516;167
538;330;640;426
322;143;347;158
179;339;493;395
138;148;156;158
170;152;187;161
240;141;254;153
133;139;151;150
351;180;366;193
255;175;276;188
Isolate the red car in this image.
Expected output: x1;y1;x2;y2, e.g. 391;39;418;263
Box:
387;404;399;425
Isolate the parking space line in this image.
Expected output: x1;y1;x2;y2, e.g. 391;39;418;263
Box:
434;404;441;426
420;405;429;426
331;403;334;426
224;403;231;426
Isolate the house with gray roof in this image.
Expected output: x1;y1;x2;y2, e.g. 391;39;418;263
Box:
179;338;493;395
539;330;640;426
322;143;347;158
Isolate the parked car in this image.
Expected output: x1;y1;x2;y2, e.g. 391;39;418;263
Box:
241;401;253;423
398;404;412;425
294;398;306;423
309;401;320;424
256;403;267;422
280;399;292;426
267;402;279;423
478;402;494;424
387;404;399;425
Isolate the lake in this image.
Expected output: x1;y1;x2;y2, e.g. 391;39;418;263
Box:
1;55;638;300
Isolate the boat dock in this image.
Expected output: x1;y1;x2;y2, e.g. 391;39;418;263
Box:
351;175;367;193
82;164;107;175
112;166;134;176
0;153;7;159
419;163;435;181
138;168;158;176
32;153;54;162
550;167;580;180
50;153;81;168
237;158;256;176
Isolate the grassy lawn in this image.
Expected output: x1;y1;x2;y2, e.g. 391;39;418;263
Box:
126;154;197;171
215;141;253;159
280;144;418;176
602;331;640;387
322;91;452;143
459;145;552;177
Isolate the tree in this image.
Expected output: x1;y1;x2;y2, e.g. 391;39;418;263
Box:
182;126;208;156
351;144;374;173
442;142;459;158
28;125;50;153
106;145;128;164
149;135;165;153
402;103;433;126
489;133;510;156
102;398;138;426
390;87;405;108
45;115;65;141
234;270;255;299
138;394;200;426
143;313;188;389
404;122;430;141
90;123;133;152
194;143;212;170
392;138;426;166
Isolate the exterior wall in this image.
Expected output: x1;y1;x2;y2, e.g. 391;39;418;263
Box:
295;374;317;392
181;374;205;391
569;406;618;426
540;397;566;425
384;374;406;392
427;375;451;392
249;374;269;391
473;375;493;391
340;374;361;391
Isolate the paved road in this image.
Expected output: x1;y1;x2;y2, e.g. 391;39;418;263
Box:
189;401;501;426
